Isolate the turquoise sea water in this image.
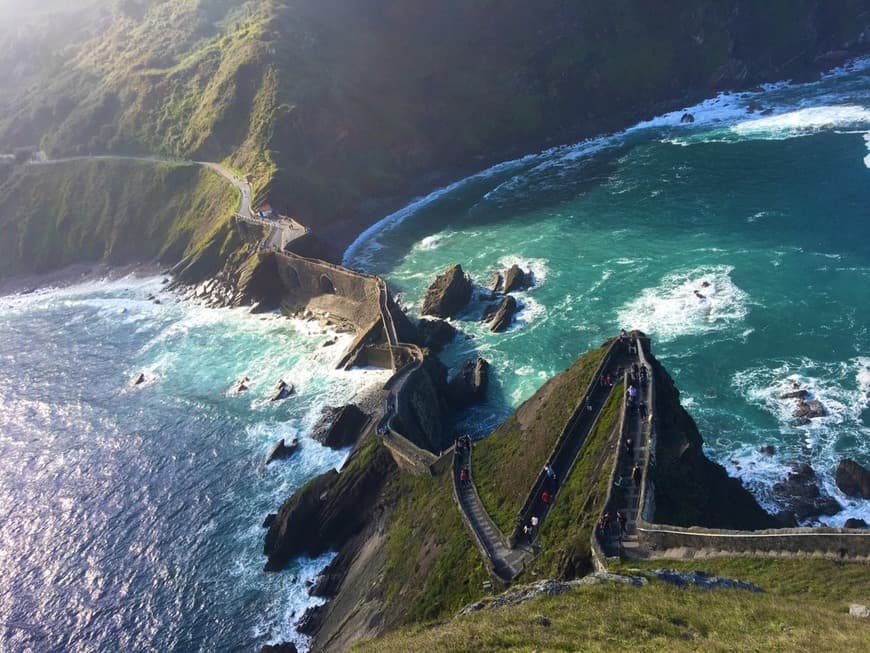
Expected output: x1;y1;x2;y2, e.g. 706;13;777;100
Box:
346;59;870;526
1;59;869;652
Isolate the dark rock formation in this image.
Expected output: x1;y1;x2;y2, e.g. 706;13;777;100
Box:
260;643;298;653
772;463;842;521
483;295;519;332
262;438;396;572
132;372;145;385
392;354;453;452
312;405;369;449
649;349;779;530
793;398;825;424
759;445;776;455
503;264;532;293
266;437;299;464
836;459;870;499
297;604;327;636
773;510;799;528
845;518;868;529
417;317;457;352
262;513;276;528
447;358;490;408
271;381;295;401
421;265;473;318
489;272;504;293
650;569;763;593
680;112;695;123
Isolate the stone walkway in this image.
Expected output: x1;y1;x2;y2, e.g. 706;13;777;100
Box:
453;340;632;581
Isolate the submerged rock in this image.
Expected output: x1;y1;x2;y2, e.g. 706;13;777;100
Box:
680;112;695;123
266;437;299;464
421;264;473;318
835;459;870;499
271;380;295;401
792;398;825;424
759;445;776;455
772;462;842;520
260;643;298;653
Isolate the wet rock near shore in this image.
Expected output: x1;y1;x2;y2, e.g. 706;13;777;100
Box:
417;317;457;352
311;404;369;449
482;295;518;332
265;437;299;464
845;518;868;529
262;440;396;572
421;264;473;318
772;462;842;521
447;357;490;408
260;643;298;653
835;459;870;499
792;398;826;424
490;264;534;294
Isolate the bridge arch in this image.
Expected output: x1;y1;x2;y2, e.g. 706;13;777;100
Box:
319;275;336;295
284;266;300;289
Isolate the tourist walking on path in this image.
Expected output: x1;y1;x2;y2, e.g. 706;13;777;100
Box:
617;510;627;537
631;464;642;487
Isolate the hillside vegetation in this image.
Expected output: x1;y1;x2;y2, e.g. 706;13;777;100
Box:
0;160;238;280
353;558;870;653
1;1;867;261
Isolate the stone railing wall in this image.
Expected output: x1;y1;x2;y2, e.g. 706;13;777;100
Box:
621;337;870;562
509;339;620;545
452;448;503;581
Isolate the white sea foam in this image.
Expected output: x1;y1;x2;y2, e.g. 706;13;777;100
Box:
616;265;749;341
496;254;550;287
729;357;870;523
864;132;870;169
732;105;870;139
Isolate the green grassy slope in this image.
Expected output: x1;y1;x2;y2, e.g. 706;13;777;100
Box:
473;343;609;533
0;160;238;280
355;558;870;653
1;1;866;255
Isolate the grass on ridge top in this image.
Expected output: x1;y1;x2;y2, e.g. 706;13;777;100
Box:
354;557;870;653
473;343;609;534
380;463;490;625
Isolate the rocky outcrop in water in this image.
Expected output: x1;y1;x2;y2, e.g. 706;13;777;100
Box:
482;295;518;332
312;405;369;449
260;643;298;653
793;398;826;425
262;438;396;572
417;317;457;351
845;518;868;529
836;459;870;499
421;265;473;318
772;462;842;521
447;358;490;408
266;437;299;464
502;264;532;293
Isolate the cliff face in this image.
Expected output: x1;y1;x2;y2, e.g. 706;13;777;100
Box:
1;1;868;263
648;352;778;530
0;160;239;282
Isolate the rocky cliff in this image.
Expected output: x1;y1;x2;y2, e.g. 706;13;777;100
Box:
648;352;779;530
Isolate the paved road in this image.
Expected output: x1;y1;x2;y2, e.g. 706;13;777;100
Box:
29;153;254;218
